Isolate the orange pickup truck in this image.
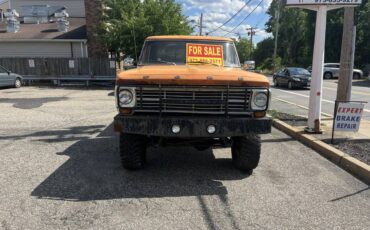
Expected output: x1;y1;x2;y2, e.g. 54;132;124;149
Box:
114;35;271;173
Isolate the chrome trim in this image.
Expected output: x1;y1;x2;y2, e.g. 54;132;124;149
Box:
118;87;136;108
134;85;256;115
251;89;269;111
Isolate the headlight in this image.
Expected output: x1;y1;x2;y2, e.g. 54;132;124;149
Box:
119;90;133;104
118;87;136;108
252;90;268;110
293;77;301;81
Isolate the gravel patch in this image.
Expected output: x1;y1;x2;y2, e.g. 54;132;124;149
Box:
324;139;370;165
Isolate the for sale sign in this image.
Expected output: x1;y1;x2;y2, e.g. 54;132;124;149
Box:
334;102;365;132
186;43;224;66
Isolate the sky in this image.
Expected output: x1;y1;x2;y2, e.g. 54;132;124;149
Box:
175;0;273;44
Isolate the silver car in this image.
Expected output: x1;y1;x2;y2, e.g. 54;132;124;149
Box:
0;65;23;88
308;63;363;79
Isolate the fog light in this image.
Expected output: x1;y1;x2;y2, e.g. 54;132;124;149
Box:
172;125;180;134
207;125;216;134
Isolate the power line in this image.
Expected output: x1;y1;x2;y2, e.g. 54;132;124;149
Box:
207;0;253;35
224;0;264;36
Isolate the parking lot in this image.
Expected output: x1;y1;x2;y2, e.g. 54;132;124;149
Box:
1;87;370;229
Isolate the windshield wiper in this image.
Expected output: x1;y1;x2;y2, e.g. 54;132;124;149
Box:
187;61;221;67
156;59;176;65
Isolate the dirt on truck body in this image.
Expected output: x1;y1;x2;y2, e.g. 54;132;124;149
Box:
114;35;272;173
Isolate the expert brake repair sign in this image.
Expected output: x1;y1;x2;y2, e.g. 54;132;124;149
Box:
186;43;224;66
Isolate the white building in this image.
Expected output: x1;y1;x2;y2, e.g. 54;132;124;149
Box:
1;0;85;17
0;0;88;58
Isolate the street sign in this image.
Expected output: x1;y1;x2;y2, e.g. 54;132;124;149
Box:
334;102;364;132
286;0;362;6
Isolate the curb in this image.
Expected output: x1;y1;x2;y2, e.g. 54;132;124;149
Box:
272;119;370;185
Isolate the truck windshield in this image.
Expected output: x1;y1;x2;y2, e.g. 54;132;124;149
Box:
139;40;241;68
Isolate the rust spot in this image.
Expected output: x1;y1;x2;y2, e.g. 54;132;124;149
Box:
314;119;321;133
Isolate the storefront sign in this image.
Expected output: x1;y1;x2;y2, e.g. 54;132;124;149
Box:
286;0;362;5
334;102;364;132
186;43;224;66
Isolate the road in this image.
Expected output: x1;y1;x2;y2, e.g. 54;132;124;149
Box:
269;78;370;121
0;87;369;229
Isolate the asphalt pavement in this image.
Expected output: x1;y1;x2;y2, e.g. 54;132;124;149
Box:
269;78;370;121
0;87;369;229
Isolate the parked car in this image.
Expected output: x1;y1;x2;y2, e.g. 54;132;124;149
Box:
273;67;311;89
307;63;363;79
0;65;23;88
123;56;135;70
243;60;255;71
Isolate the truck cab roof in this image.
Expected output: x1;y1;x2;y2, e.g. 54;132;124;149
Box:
146;35;233;42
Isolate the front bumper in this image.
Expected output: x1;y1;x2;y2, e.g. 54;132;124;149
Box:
114;115;272;137
293;80;310;87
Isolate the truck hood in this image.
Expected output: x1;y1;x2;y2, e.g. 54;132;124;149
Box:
117;65;269;88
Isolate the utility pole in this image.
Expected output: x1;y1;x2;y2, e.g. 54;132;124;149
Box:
246;27;256;60
273;1;280;72
336;7;356;102
199;13;203;36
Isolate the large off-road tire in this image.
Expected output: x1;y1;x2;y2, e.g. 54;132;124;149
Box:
119;133;147;170
231;135;261;173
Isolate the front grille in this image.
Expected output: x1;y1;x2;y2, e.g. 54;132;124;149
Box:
135;85;253;115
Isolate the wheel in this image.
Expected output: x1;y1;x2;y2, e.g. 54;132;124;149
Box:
231;135;261;173
288;81;294;89
323;72;332;79
14;78;22;88
119;133;147;170
273;78;279;87
353;73;361;79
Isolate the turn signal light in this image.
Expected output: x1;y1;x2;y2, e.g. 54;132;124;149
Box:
254;111;266;118
119;108;133;115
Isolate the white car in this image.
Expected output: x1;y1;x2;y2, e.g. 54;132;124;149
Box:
307;63;363;79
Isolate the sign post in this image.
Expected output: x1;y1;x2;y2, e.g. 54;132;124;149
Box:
286;0;362;133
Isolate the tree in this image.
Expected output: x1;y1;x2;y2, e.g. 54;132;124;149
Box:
356;0;370;71
98;0;192;60
266;1;309;66
235;38;253;63
265;0;369;69
253;37;274;67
